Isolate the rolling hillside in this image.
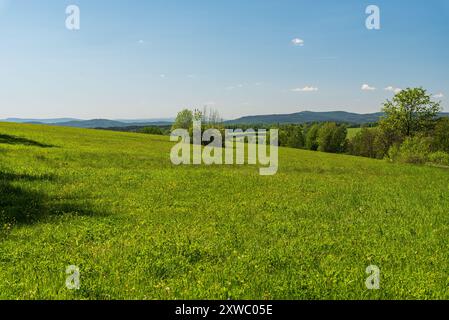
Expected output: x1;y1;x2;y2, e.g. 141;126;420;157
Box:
1;122;449;299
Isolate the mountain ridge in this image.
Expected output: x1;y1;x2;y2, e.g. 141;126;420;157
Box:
2;111;449;128
226;111;449;125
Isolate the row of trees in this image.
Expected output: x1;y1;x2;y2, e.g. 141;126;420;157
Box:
171;107;223;130
278;123;347;153
168;87;448;166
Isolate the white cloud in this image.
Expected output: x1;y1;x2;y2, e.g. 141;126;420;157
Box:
138;40;145;44
291;38;304;46
160;74;166;78
434;93;444;99
291;86;318;92
226;84;245;90
361;84;376;91
385;86;402;94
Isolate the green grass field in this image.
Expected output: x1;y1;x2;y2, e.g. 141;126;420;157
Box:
1;122;449;300
347;127;362;139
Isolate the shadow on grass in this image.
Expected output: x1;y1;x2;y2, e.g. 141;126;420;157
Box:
0;171;55;182
0;171;102;231
0;134;54;148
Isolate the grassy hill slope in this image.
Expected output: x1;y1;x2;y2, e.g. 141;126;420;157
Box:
1;122;449;299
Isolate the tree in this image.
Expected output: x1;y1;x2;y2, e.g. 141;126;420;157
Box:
140;126;164;135
316;122;347;153
431;117;449;152
172;109;193;130
202;106;223;127
347;127;383;159
380;87;441;139
279;125;304;148
305;124;320;151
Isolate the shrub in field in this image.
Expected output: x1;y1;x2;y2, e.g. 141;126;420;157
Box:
388;135;432;164
428;151;449;166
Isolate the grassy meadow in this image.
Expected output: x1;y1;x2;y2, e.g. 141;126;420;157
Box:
1;122;449;299
347;127;362;139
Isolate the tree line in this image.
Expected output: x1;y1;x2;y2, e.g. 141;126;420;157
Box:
167;87;449;166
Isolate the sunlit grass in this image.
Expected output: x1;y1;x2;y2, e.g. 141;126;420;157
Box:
1;122;448;299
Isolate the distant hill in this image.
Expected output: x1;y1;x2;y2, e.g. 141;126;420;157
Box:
226;111;449;125
226;111;384;125
3;118;80;124
1;118;173;128
3;112;448;128
52;119;173;128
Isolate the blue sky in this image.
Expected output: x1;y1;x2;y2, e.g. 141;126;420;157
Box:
0;0;447;119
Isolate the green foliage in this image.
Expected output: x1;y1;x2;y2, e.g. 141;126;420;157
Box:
139;126;164;135
428;151;449;166
304;124;320;151
431;117;449;153
346;127;361;139
316;123;347;153
380;87;441;140
172;109;193;130
345;88;444;163
387;135;432;164
278;125;304;148
347;127;382;159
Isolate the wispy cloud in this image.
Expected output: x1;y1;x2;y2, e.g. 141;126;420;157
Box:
385;86;402;94
226;84;245;90
291;86;318;92
361;84;376;91
434;93;444;99
291;38;304;46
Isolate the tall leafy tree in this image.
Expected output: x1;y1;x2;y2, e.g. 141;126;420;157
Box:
172;109;193;130
380;87;441;139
